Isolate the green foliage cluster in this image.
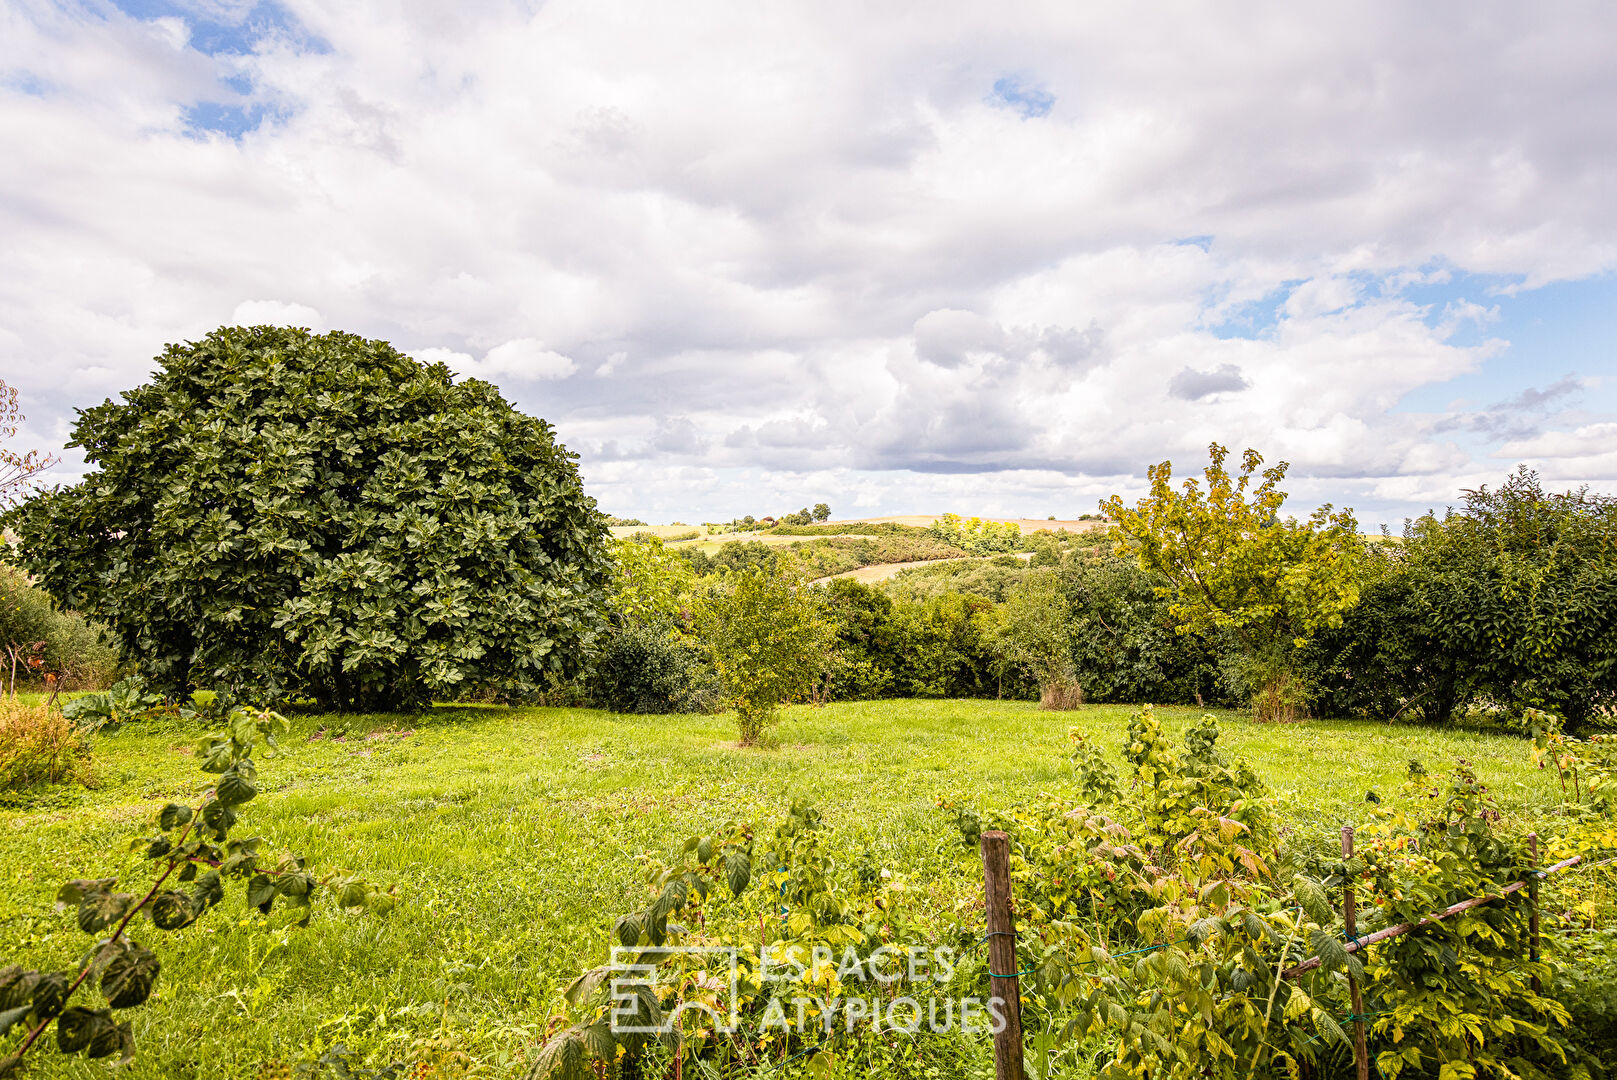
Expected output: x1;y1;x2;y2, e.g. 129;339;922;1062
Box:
0;703;386;1073
764;521;926;538
926;514;1026;555
0;564;119;694
696;569;834;744
529;798;986;1080
1311;469;1617;729
1104;444;1365;721
3;326;612;713
988;570;1082;707
815;580;1024;701
588;625;718;715
676;535;967;580
950;708;1612;1080
604;516;647;527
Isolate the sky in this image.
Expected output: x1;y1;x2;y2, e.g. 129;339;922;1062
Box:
2;1;1615;527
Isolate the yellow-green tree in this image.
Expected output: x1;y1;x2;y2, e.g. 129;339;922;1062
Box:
1102;444;1364;720
604;536;696;629
696;568;833;745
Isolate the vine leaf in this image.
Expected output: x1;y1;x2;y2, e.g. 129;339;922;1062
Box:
100;943;160;1009
0;1005;30;1038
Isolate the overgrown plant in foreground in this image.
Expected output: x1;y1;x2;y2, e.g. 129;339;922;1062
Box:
954;707;1612;1079
0;705;390;1074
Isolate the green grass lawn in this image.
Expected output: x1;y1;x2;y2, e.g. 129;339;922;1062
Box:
0;700;1565;1078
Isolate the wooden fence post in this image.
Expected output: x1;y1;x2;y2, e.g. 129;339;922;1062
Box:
980;830;1025;1080
1342;826;1369;1080
1528;833;1541;995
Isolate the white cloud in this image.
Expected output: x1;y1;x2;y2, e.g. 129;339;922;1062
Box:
476;339;578;381
1;0;1615;521
232;299;322;327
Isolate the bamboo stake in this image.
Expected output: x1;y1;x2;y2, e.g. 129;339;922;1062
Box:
1283;853;1589;979
1343;827;1369;1080
1528;833;1541;995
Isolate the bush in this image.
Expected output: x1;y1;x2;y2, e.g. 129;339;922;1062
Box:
4;326;611;712
0;701;91;791
1063;553;1225;706
0;564;119;693
990;569;1082;708
883;559;1034;603
589;626;717;714
816;578;907;700
925;513;1025;554
891;592;1018;699
1308;469;1617;728
696;569;832;744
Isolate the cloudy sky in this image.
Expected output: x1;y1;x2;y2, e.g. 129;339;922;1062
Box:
3;1;1615;525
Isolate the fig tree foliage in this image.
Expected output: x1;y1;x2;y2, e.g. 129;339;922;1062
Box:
4;326;611;711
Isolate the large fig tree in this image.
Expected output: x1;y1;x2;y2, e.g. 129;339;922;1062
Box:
4;326;611;711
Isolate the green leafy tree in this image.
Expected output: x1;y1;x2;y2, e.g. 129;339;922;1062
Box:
811;502;830;522
1102;444;1364;720
3;326;611;711
696;569;832;745
989;568;1083;708
1324;469;1617;728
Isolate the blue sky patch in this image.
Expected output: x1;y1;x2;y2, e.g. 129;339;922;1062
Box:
107;0;329;56
989;75;1054;119
183;100;273;138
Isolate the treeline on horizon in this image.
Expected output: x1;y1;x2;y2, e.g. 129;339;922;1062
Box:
593;466;1617;732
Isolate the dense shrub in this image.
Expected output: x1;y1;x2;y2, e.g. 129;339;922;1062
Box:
1063;553;1225;706
1304;550;1459;721
4;326;611;712
925;513;1026;553
589;625;717;714
0;564;119;693
678;536;967;580
883;559;1034;603
816;578;907;699
763;521;927;537
990;569;1083;708
677;541;781;577
1308;469;1617;727
891;591;1022;699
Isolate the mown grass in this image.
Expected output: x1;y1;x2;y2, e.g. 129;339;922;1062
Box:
0;700;1564;1079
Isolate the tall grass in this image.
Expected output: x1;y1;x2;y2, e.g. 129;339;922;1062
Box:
0;699;92;790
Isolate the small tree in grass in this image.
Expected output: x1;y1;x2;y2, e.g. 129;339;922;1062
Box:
990;569;1083;709
812;503;830;522
696;569;831;745
1102;443;1364;721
